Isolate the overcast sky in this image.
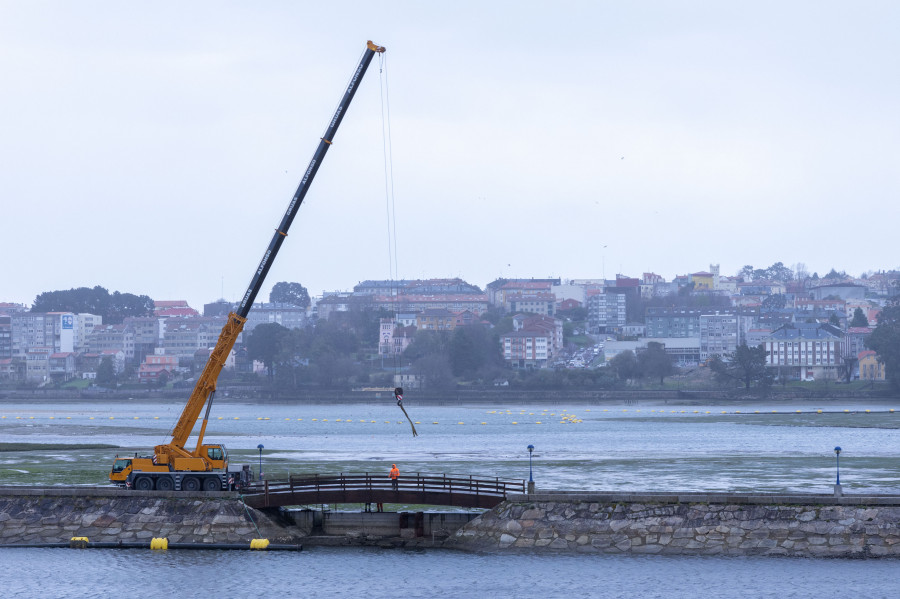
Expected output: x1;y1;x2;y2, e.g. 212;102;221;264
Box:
2;1;898;310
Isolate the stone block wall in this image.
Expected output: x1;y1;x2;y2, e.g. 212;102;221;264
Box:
449;493;900;557
0;489;296;545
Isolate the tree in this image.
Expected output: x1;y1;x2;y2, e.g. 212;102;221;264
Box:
638;342;674;384
850;307;869;328
865;299;900;389
96;356;116;387
403;330;450;362
448;325;502;379
269;282;310;308
411;354;455;389
609;350;638;381
245;323;294;381
709;343;771;389
31;286;153;324
765;262;794;283
739;265;755;280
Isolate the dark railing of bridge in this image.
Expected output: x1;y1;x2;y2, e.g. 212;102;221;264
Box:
241;473;526;509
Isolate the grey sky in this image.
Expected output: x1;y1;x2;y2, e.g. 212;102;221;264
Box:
2;1;898;310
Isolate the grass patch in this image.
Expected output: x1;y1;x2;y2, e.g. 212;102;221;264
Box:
0;443;119;452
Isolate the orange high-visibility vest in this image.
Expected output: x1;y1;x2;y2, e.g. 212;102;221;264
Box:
389;466;399;480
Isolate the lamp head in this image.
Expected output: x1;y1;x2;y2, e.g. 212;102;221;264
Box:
834;446;841;455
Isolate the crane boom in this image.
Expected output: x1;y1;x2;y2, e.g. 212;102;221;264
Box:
110;41;386;489
166;40;385;454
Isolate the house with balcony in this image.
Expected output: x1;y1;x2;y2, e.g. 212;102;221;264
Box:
0;357;25;381
138;351;179;384
501;329;552;369
48;352;76;382
512;314;563;360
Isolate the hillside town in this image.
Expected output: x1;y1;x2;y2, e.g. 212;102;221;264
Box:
1;263;898;388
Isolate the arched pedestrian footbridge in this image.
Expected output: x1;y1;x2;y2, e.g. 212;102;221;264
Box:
241;473;526;509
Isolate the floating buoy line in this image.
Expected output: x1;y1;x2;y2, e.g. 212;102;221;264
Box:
1;408;895;425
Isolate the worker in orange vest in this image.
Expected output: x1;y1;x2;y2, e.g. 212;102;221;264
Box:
390;463;400;491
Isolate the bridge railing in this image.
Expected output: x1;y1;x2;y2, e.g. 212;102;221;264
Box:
242;472;525;509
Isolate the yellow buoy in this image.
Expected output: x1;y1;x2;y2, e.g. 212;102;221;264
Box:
150;537;168;550
250;539;270;550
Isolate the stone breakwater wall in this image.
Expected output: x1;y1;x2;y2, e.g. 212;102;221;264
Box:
0;487;299;545
448;492;900;557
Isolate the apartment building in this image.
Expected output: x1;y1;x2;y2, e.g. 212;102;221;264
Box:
763;323;841;380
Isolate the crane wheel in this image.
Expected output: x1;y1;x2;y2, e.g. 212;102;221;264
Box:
182;476;201;492
156;476;174;491
202;477;220;492
134;477;153;491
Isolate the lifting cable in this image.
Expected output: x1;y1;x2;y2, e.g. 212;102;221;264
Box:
378;51;417;437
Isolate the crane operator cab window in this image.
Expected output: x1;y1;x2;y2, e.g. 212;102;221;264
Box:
112;458;131;473
206;447;224;462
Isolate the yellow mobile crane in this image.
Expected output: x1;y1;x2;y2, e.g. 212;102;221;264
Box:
109;41;386;492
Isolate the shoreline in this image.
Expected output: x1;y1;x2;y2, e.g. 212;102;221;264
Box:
1;389;898;406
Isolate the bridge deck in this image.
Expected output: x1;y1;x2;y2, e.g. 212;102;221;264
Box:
242;473;525;509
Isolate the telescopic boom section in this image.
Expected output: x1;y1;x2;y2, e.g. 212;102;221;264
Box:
162;41;386;457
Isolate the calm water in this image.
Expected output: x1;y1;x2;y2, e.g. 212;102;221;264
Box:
2;397;900;597
0;546;896;599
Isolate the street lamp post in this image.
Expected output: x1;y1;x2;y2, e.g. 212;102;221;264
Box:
834;446;842;498
257;444;264;481
527;444;535;494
